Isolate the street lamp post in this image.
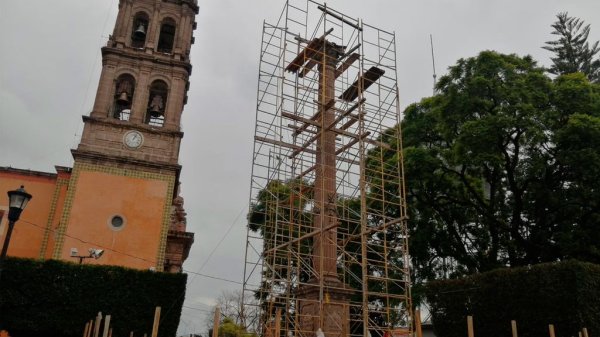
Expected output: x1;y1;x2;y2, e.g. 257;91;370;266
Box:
0;185;33;279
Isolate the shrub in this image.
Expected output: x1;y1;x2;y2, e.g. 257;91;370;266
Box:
425;260;600;337
0;258;187;337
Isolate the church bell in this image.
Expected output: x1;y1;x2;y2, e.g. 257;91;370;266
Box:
117;92;129;105
149;108;164;118
134;24;146;39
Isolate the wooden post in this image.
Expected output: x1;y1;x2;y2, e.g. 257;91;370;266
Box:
129;332;134;337
83;322;90;337
87;320;94;337
151;307;161;337
548;324;556;337
583;328;589;337
108;328;113;337
102;315;111;337
275;308;282;337
212;307;221;337
415;310;423;337
93;312;103;337
511;320;518;337
467;316;474;337
578;332;582;337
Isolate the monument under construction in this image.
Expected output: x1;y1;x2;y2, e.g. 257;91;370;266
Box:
243;1;412;337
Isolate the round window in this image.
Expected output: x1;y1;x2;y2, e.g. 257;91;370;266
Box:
108;215;126;231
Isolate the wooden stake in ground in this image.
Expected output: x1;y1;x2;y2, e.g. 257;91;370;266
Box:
511;320;518;337
583;328;589;337
467;316;474;337
102;315;111;337
415;310;423;337
548;324;556;337
93;312;103;337
83;322;90;337
212;307;221;337
151;307;161;337
87;320;94;337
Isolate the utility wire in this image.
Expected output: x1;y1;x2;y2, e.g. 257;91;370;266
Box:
18;204;248;332
19;219;243;286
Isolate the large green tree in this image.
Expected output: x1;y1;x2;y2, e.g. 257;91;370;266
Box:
543;12;600;82
398;51;600;283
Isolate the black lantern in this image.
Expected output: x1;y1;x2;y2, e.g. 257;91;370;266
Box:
7;185;32;222
1;185;33;278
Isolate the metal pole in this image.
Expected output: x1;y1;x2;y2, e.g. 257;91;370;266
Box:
0;220;16;279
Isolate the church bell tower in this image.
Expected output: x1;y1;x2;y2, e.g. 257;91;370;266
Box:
52;0;198;271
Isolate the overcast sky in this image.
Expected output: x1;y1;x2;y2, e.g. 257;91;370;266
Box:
1;0;599;335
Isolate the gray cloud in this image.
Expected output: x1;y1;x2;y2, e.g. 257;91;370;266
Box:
1;0;599;335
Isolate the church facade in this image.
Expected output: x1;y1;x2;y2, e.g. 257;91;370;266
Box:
0;0;198;273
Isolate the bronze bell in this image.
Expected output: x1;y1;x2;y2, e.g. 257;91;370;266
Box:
148;94;164;117
117;92;129;105
149;108;164;118
133;24;146;39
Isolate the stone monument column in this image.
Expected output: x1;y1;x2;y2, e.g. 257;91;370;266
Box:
297;41;353;337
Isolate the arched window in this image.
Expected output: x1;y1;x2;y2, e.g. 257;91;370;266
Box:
145;80;168;127
131;12;149;48
112;74;136;121
157;19;176;53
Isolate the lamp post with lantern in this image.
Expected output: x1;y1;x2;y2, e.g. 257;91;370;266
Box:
0;185;33;278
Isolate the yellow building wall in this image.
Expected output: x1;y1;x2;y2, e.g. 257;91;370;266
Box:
53;163;175;270
0;171;58;259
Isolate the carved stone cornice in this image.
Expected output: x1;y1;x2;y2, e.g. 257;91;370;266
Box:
101;47;193;75
71;148;181;174
82;115;184;138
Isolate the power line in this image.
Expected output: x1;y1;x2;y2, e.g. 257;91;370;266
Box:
19;219;243;285
183;305;212;313
18;205;248;329
183;269;243;285
22;219;156;264
163;204;248;320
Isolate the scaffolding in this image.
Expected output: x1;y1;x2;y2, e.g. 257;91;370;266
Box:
243;2;411;337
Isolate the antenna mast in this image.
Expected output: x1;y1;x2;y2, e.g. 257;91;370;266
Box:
430;34;438;95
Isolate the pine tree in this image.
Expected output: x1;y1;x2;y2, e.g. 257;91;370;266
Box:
543;12;600;82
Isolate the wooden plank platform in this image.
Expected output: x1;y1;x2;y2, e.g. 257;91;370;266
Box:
339;66;385;102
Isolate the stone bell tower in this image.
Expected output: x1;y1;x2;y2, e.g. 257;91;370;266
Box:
51;0;197;271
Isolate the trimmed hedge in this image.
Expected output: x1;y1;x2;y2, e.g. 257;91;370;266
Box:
0;258;187;337
425;260;600;337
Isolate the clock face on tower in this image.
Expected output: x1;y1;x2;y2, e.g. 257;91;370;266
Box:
123;130;144;149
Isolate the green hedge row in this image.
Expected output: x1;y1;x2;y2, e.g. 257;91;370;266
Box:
0;258;187;337
425;260;600;337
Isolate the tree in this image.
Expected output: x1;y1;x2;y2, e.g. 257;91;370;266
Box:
206;290;260;336
393;51;600;285
218;290;260;333
543;12;600;82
